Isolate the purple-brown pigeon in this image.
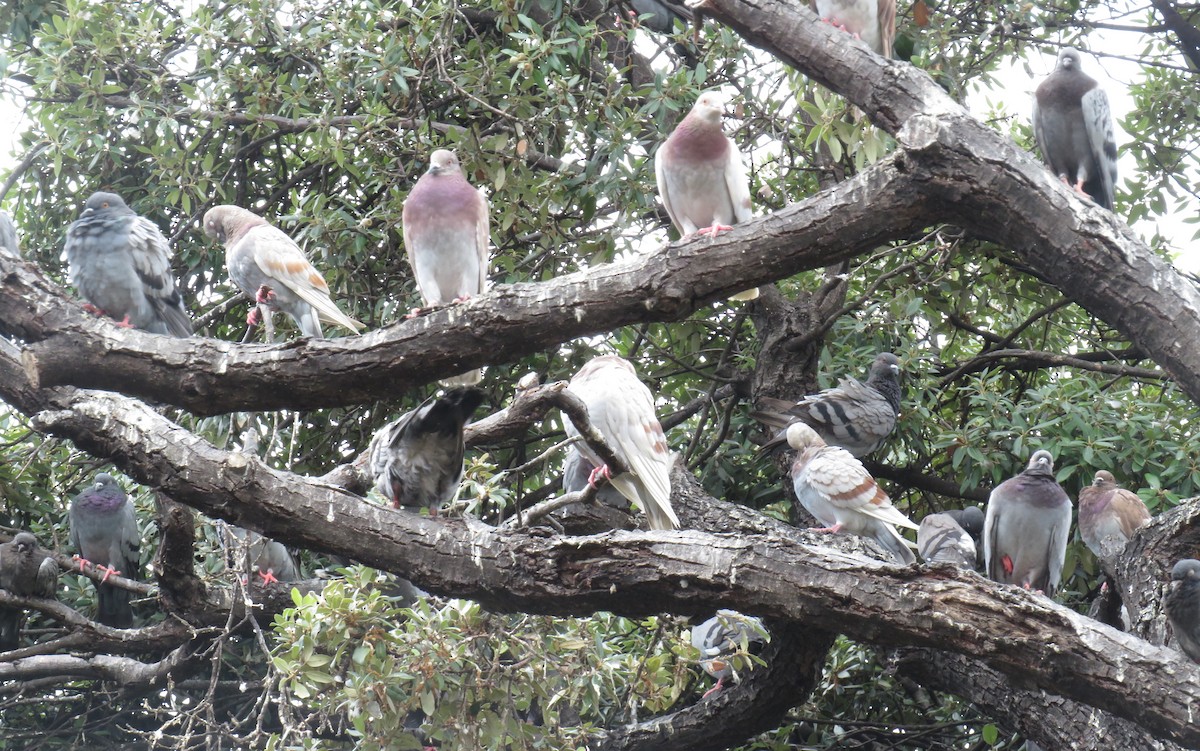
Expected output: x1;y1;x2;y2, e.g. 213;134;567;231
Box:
203;205;363;340
917;513;977;568
691;610;767;697
1033;47;1118;211
402;149;490;386
563;356;680;531
1077;470;1150;565
810;0;896;57
754;352;902;457
983;450;1072;593
1167;559;1200;663
63;192;192;336
0;532;58;651
69;473;140;627
656;91;757;301
786;421;917;563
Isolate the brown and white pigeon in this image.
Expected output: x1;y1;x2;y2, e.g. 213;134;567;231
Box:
786;421;917;563
63;192;193;336
982;450;1072;593
69;473;140;627
1167;559;1200;663
0;210;19;256
656;91;757;301
563;356;680;531
917;513;977;568
203;205;363;340
402;149;489;386
368;388;485;513
1033;47;1118;211
691;610;767;697
1077;470;1150;565
0;532;59;651
810;0;896;58
754;352;902;458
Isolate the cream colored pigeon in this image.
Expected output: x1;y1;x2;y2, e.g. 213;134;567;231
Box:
1033;47;1118;211
983;450;1072;593
402;149;489;386
562;356;680;531
655;91;757;301
0;532;58;651
810;0;896;58
785;421;917;563
1167;559;1200;663
1077;470;1150;564
691;610;767;697
203;205;363;339
63;192;192;336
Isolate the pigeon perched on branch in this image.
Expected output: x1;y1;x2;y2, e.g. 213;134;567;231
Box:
1167;559;1200;663
917;513;977;568
1077;470;1150;565
982;450;1071;593
810;0;896;58
691;610;767;697
69;473;140;627
0;532;59;650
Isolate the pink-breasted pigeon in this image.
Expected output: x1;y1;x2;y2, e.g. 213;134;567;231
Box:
1077;470;1150;565
983;450;1072;593
810;0;895;57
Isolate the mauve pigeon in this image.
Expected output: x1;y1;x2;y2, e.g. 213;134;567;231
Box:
656;91;757;301
810;0;896;57
0;532;59;651
563;356;680;531
368;388;485;513
917;513;977;568
203;205;363;339
562;445;629;511
1033;47;1118;211
982;450;1072;593
1167;559;1200;663
786;421;917;563
69;473;140;627
0;210;18;256
1077;470;1150;564
754;352;902;457
402;149;489;386
224;526;300;585
63;192;192;336
691;610;767;697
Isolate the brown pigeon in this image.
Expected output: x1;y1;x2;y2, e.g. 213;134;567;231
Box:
0;532;58;650
982;450;1072;593
1077;470;1150;564
203;205;363;339
810;0;896;58
655;91;757;301
754;352;902;457
402;149;489;386
1033;47;1118;211
563;356;680;531
917;512;977;568
1167;559;1200;663
786;421;917;563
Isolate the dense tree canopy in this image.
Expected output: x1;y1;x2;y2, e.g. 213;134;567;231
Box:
0;0;1199;749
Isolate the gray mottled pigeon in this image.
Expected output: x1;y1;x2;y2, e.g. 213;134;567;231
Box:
0;210;18;256
402;149;489;386
0;532;59;651
563;356;681;531
63;192;192;336
982;450;1072;593
917;513;977;568
203;205;363;339
368;388;485;513
1033;47;1118;211
755;352;902;457
224;526;300;585
1167;559;1200;663
786;422;917;563
810;0;895;57
1077;470;1150;564
69;473;140;627
691;610;767;697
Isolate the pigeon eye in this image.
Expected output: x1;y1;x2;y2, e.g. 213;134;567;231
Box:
101;202;109;208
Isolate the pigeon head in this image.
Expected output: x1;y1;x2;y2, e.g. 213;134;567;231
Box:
785;421;824;451
1056;47;1081;71
690;92;729;125
871;352;900;377
1091;470;1116;488
203;205;265;246
427;149;462;177
1025;450;1055;475
12;532;36;554
1172;559;1200;583
81;191;131;217
956;505;985;536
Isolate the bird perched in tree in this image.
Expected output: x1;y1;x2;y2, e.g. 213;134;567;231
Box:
944;505;985;540
753;352;902;458
0;210;19;256
1077;470;1150;565
1167;559;1200;663
0;532;59;651
983;450;1072;594
223;526;300;586
691;610;767;697
203;205;363;340
810;0;896;58
786;421;917;563
1033;47;1118;211
563;356;680;531
402;149;490;386
63;191;192;336
917;513;977;568
625;0;689;33
561;446;629;511
368;388;485;514
656;91;757;301
69;473;140;627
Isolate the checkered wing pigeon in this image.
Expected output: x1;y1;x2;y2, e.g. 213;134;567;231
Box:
691;610;767;696
1167;559;1200;663
917;513;977;568
0;532;58;650
982;450;1072;593
68;473;140;627
1077;470;1150;564
810;0;896;57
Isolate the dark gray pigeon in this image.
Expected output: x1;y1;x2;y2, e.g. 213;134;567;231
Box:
944;505;985;539
368;388;485;513
625;0;689;32
224;526;300;585
1167;559;1200;663
691;610;767;697
69;473;140;627
754;352;902;457
917;513;977;568
0;532;59;651
0;210;19;256
1033;47;1118;211
982;450;1072;593
63;192;193;336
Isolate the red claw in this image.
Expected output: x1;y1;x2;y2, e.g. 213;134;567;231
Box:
256;569;279;585
587;464;613;488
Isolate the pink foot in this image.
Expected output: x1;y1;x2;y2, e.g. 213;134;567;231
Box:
246;307;262;327
98;564;121;583
115;315;135;329
452;294;472;304
702;676;727;698
256;569;279;585
587;464;613;488
808;523;843;534
693;224;734;239
255;284;276;304
72;554;93;572
405;307;425;319
81;303;105;317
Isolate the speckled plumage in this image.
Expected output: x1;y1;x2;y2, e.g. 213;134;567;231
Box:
691;610;767;694
918;513;977;568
